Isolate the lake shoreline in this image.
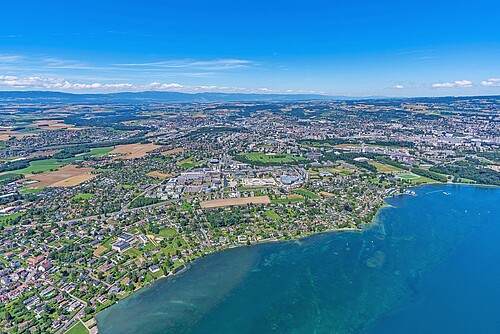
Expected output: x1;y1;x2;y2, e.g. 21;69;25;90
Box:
94;183;499;331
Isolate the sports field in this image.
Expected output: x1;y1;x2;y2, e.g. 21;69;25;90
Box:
397;173;420;180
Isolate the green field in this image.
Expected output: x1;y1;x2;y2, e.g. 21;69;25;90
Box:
292;189;320;199
0;173;18;182
85;147;113;158
7;156;86;175
178;158;197;169
271;197;305;204
369;161;405;173
9;159;64;175
64;320;89;334
265;209;280;220
73;193;94;200
0;212;23;225
243;152;306;164
397;173;420;180
409;176;437;185
157;228;178;239
20;186;45;194
182;200;193;211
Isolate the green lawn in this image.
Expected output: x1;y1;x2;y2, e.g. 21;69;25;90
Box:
101;237;114;250
157;228;177;239
124;248;142;259
292;189;320;199
85;147;113;158
456;177;476;184
271;197;305;204
242;152;305;164
410;176;437;185
178;158;197;169
73;193;94;200
181;162;196;169
264;209;280;220
95;299;114;313
182;200;193;211
369;161;405;173
20;186;45;194
0;212;23;225
397;173;420;180
64;320;89;334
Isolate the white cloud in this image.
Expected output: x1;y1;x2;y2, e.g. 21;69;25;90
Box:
431;80;472;88
480;78;500;87
0;74;319;94
115;58;253;71
144;82;184;90
0;54;255;78
102;83;134;89
0;54;24;62
394;84;405;89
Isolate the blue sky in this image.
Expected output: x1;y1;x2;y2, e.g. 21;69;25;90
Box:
0;0;499;96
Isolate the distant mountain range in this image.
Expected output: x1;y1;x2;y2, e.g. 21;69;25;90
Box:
0;91;353;103
0;91;497;104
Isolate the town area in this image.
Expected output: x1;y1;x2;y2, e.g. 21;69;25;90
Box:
0;95;499;333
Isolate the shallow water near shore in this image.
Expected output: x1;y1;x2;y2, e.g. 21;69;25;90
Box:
96;184;500;334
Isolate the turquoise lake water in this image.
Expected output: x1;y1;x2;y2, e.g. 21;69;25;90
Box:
96;184;500;333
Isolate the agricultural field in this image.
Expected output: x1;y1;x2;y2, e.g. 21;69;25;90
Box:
25;165;95;187
83;147;113;158
9;159;65;175
0;127;40;141
161;148;184;156
109;143;161;159
32;119;83;131
147;171;171;179
0;173;18;182
200;196;271;208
